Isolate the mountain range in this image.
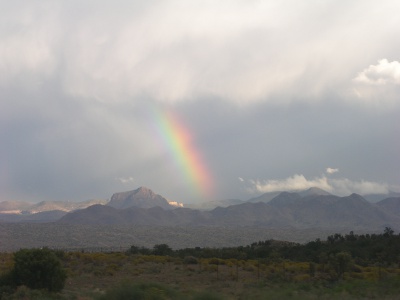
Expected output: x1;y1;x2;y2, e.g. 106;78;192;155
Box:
1;187;400;231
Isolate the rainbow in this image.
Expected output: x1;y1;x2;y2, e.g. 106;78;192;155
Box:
152;109;213;199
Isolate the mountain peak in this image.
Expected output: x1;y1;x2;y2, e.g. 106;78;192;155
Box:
268;191;302;206
107;187;173;210
134;186;156;197
348;193;367;201
299;187;331;197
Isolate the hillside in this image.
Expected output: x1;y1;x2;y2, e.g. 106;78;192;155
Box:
58;191;400;230
3;187;400;231
376;197;400;215
0;199;107;223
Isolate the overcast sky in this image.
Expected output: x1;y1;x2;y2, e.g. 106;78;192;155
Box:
1;0;399;204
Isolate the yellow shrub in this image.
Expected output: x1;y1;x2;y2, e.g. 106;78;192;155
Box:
293;274;311;282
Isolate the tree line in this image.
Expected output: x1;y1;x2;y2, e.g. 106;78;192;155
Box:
127;227;400;266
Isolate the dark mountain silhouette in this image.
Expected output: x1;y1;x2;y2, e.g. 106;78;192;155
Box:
58;191;400;230
58;204;211;226
298;187;332;197
267;193;394;228
4;187;400;230
363;192;400;203
248;187;331;204
187;198;245;210
376;197;400;215
0;210;67;223
248;191;283;203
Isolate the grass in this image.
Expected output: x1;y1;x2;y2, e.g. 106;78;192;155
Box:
1;252;400;299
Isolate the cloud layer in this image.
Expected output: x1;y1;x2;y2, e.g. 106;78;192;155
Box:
2;1;400;105
250;174;390;196
1;1;399;203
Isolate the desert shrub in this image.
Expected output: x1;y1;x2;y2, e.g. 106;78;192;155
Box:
243;264;256;272
208;258;220;265
7;248;67;292
183;256;198;265
293;274;311;282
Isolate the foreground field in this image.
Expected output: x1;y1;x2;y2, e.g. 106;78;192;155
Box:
1;230;400;299
1;250;400;299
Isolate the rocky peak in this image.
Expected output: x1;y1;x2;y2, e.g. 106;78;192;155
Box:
107;187;173;210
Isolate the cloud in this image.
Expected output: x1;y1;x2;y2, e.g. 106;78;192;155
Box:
330;178;388;195
351;59;400;106
354;59;400;85
1;1;399;204
2;2;400;105
326;167;339;174
0;3;59;88
249;174;332;193
238;177;244;182
116;177;135;184
250;174;389;196
168;201;184;207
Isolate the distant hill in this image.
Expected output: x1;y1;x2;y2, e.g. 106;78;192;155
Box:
0;201;33;213
0;199;107;223
0;210;67;223
28;199;108;213
298;187;332;197
363;192;400;203
248;187;331;204
58;192;400;230
58;204;211;226
376;197;400;215
0;199;107;214
4;187;400;230
248;191;283;204
190;187;332;210
187;199;245;210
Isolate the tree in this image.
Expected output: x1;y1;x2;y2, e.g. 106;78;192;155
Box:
384;227;394;237
11;248;67;292
153;244;173;256
329;251;353;280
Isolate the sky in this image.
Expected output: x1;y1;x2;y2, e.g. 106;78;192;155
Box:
1;0;399;204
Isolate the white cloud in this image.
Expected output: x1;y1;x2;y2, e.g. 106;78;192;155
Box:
351;59;400;106
250;174;389;196
354;59;400;85
238;177;244;182
116;177;135;184
250;174;332;193
168;201;184;207
326;167;339;174
330;178;388;195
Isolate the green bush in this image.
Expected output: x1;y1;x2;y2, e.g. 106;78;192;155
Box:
7;248;67;292
183;256;198;265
